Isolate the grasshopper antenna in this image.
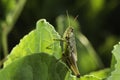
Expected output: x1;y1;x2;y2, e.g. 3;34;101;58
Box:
66;11;79;27
66;11;71;27
73;15;79;23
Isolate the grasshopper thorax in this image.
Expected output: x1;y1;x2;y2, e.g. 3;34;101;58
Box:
63;27;74;40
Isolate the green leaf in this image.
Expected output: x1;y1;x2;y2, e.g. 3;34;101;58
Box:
107;42;120;80
4;19;61;67
79;75;101;80
0;53;68;80
56;15;103;75
89;68;110;79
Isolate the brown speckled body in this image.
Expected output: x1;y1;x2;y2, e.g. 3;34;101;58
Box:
62;27;80;78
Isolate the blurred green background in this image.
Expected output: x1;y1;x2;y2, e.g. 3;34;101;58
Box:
0;0;120;68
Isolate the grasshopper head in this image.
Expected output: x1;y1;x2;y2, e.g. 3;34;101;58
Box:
63;27;74;40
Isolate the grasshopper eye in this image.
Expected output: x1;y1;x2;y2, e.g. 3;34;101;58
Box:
70;28;74;32
68;27;74;32
65;36;69;40
71;28;73;32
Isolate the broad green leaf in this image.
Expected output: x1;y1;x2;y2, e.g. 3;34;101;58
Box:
0;53;68;80
56;15;103;75
107;42;120;80
4;19;61;67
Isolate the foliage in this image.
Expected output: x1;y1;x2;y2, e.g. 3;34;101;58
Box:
107;43;120;80
0;0;26;57
0;0;120;80
4;19;61;67
0;18;115;80
0;53;69;80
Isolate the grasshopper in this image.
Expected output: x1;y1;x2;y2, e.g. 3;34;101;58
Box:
54;24;80;77
60;13;80;77
61;26;80;78
47;15;80;78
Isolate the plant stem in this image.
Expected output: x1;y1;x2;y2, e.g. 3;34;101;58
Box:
2;23;8;57
1;0;26;57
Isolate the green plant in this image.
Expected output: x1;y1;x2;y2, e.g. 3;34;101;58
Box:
0;17;119;80
0;0;26;57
